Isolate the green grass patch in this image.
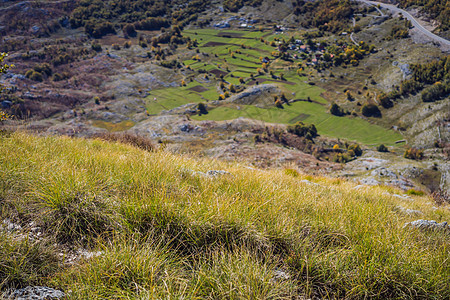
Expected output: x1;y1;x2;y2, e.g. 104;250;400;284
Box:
193;102;402;145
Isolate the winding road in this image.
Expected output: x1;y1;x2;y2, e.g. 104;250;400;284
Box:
356;0;450;46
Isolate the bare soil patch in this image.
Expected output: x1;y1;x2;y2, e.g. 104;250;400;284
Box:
210;69;228;78
188;85;209;93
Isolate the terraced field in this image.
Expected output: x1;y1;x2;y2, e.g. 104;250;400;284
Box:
146;28;403;145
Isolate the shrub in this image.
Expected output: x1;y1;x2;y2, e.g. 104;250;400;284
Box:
28;71;43;82
274;99;283;108
404;148;424;160
422;82;449;102
52;72;69;81
361;104;381;117
287;121;317;140
91;43;102;52
346;91;354;101
378;92;393;108
284;168;300;177
406;189;425;196
96;132;155;152
348;144;362;156
123;24;137;37
377;144;388;152
33;63;52;76
330;103;344;116
332;153;351;163
197;103;208;115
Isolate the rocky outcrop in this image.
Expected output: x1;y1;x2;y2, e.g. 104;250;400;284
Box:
4;286;65;300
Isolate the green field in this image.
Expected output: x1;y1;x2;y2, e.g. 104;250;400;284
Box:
147;28;403;145
192;101;402;145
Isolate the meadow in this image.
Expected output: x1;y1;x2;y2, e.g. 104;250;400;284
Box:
0;132;448;299
146;28;403;145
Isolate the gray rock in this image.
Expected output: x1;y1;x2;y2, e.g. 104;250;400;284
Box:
1;219;22;232
206;170;231;177
300;179;322;186
404;220;450;232
5;286;65;300
395;206;423;216
370;167;398;179
183;169;231;178
270;269;290;283
392;194;413;201
352;185;366;190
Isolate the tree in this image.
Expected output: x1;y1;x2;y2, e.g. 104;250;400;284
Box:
197;103;208;115
377;144;388;152
0;53;12;121
330;103;344;116
123;24;137;37
361;104;381;117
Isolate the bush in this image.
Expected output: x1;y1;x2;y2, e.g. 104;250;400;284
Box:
348;144;362;156
406;189;425;196
421;82;449;102
287;121;318;140
377;144;388;152
404;148;424;160
28;71;43;82
52;72;69;81
84;21;115;38
330;103;344;116
378;92;393;108
91;43;102;52
123;24;137;37
361;104;381;117
96;132;155;152
33;63;52;76
274;99;283;108
332;153;351;163
197;103;208;115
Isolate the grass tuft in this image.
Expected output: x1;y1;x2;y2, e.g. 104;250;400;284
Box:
0;132;449;298
0;234;60;290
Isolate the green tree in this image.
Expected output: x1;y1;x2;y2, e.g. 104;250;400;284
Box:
197;103;208;115
0;53;12;121
361;104;381;117
330;103;344;116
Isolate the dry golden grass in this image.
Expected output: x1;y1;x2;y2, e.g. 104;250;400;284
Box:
0;132;449;299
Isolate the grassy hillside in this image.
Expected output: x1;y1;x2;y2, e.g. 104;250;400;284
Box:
0;132;449;299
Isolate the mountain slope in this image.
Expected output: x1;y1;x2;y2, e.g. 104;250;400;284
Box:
0;132;449;299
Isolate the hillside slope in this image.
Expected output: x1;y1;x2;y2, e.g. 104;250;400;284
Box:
0;132;449;299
